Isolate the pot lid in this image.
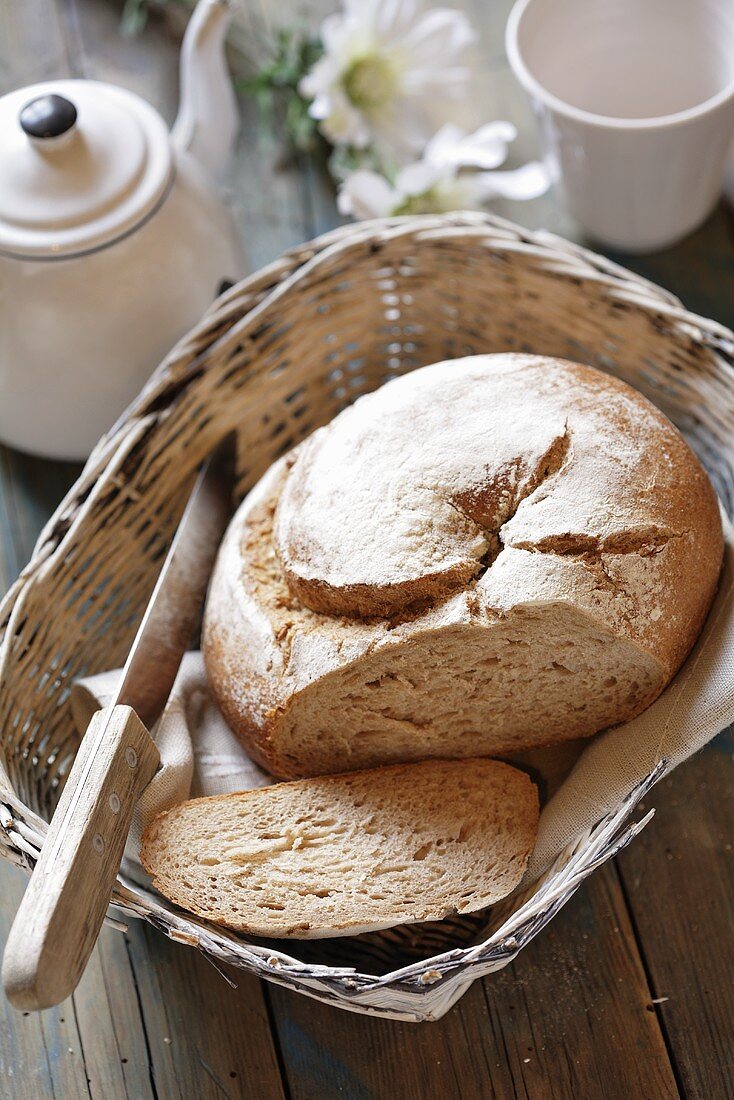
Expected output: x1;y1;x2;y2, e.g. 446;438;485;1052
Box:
0;79;173;259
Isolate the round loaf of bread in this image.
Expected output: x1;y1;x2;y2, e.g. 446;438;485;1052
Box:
203;354;723;779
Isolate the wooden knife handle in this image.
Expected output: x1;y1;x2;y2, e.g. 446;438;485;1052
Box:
2;706;160;1011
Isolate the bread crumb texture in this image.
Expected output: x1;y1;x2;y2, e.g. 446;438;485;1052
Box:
203;354;723;778
140;758;539;937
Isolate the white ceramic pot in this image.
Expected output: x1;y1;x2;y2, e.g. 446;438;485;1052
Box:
0;0;245;461
506;0;734;253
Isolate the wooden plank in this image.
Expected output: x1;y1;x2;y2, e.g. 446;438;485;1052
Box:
124;920;286;1100
0;447;156;1100
0;469;287;1100
0;4;289;1097
614;203;734;328
616;741;734;1100
0;2;729;1098
0;865;91;1100
224;0;317;272
0;0;73;85
600;154;734;1100
0;0;159;1078
267;864;679;1100
65;0;181;120
470;864;680;1100
72;924;156;1100
0;464;288;1085
0;447;152;1100
458;6;734;1096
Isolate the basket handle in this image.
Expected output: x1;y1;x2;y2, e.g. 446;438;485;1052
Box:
2;705;159;1011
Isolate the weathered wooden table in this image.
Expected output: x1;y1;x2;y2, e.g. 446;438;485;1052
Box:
1;2;732;1097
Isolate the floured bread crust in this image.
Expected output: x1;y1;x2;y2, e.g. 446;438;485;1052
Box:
203;354;723;778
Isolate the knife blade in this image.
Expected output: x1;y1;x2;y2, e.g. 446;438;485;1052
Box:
114;431;235;727
2;433;235;1012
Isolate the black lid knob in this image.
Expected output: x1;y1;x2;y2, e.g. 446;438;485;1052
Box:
20;94;78;139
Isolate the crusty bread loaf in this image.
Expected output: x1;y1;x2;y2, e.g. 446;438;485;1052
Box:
140;758;538;938
203;354;723;779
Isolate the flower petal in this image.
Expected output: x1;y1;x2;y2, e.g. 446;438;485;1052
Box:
338;169;399;218
425;121;518;169
423;123;464;166
396;159;448;195
400;8;476;63
299;55;336;102
477;161;552;201
319;12;349;55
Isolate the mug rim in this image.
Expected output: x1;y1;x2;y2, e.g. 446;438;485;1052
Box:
506;0;734;131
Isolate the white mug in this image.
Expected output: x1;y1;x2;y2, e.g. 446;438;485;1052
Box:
506;0;734;252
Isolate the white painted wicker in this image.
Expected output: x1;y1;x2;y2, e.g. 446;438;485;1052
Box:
1;212;732;1021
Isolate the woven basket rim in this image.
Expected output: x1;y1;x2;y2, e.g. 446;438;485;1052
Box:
2;211;733;1019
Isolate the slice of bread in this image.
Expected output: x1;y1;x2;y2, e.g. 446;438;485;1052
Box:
140;758;538;939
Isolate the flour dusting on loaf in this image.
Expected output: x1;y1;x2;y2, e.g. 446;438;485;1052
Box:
203;354;723;778
276;356;573;617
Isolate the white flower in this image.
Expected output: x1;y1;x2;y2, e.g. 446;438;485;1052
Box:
423;122;519;170
337;123;550;219
300;0;476;156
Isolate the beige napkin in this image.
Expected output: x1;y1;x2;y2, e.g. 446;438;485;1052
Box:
71;516;734;884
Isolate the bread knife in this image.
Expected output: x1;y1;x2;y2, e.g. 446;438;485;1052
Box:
2;434;235;1012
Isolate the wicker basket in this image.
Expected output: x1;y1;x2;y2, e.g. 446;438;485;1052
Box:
2;212;733;1022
